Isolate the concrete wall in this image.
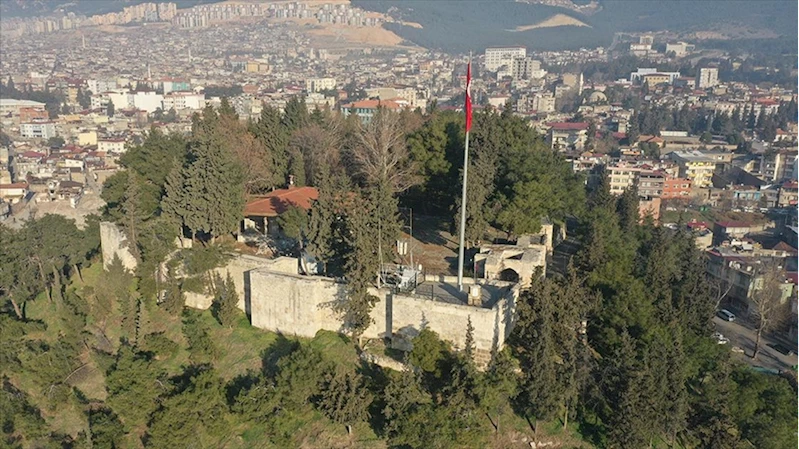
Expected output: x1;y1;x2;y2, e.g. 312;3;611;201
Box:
249;267;518;357
100;222;137;272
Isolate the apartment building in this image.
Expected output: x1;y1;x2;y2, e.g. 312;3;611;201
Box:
98;138;126;154
666;150;716;188
548;122;589;151
20;122;57;139
662;177;692;199
608;164;641;195
696;67;719;89
637;171;665;198
484;47;526;72
305;77;337;93
162;92;205;110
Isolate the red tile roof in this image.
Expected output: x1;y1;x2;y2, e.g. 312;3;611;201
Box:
244;186;319;217
0;182;29;189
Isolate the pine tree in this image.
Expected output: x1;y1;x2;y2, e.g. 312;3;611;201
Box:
616;185;640;232
212;272;240;327
318;368;373;435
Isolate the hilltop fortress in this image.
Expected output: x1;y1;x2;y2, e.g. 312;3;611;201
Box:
100;222;553;362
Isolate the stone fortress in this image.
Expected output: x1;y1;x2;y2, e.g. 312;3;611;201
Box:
100;221;554;363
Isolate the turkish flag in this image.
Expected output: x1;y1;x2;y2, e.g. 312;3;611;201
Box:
465;60;472;132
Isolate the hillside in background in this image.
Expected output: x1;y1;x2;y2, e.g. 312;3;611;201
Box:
353;0;799;53
0;0;221;19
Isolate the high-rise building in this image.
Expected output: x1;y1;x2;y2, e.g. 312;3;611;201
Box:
696;67;719;89
484;47;526;72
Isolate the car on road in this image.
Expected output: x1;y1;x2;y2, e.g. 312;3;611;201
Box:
712;332;729;345
717;309;736;321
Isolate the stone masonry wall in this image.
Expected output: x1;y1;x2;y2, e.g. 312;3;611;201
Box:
100;222;138;272
249;267;518;354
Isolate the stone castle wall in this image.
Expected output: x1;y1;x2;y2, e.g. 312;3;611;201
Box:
100;222;138;272
249;263;518;354
99;224;518;356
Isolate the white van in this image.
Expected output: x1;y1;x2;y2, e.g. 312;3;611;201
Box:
717;309;736;322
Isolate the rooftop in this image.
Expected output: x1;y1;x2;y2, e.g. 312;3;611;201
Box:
244;186;318;217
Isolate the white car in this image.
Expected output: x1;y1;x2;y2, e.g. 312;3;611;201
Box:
712;332;729;345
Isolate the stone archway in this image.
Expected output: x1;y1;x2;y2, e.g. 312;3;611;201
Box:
498;268;520;283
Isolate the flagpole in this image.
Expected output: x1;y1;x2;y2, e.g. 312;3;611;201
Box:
457;53;471;292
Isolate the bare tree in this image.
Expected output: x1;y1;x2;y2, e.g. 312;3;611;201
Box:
290;116;344;185
350;108;419;193
750;261;790;360
709;276;734;310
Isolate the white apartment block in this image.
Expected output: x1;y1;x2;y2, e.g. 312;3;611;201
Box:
696;67;719;89
20;122;57;139
531;93;556;113
305;77;337;93
162;92;205;110
608;165;641;195
484;47;526;72
98;139;127;153
131;91;165;113
86;79;118;95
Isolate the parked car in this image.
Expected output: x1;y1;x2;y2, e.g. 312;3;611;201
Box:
712;332;729;345
717;309;736;321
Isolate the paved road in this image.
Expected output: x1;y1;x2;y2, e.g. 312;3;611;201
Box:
713;316;798;372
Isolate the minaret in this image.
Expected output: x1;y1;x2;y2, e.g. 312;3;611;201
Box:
147;64;152;80
81;33;86;49
188;47;192;62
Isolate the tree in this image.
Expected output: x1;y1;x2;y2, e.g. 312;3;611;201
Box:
88;407;125;449
383;365;431;439
276;205;309;244
211;272;239;328
106;101;115;117
749;261;788;359
162;127;245;241
317;368;373;435
105;344;161;426
146;367;229;448
182;310;218;363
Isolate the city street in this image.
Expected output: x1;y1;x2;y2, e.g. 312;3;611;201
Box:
713;316;798;372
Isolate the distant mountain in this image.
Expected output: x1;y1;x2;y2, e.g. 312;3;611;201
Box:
0;0;222;19
352;0;798;54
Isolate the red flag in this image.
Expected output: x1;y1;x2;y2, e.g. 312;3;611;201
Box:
465;60;472;132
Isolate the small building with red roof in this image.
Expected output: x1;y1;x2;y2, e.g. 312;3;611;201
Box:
243;185;319;235
547;122;589;151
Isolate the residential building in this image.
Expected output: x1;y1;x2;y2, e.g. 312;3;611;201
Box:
607;164;641;195
20;122;57;139
548;122;589;151
162;92;205;110
510;57;545;80
305;77;337;93
340;99;404;122
666;150;716;188
661;177;692;199
131;91;164;113
778;181;798;207
706;248;795;313
637;171;665;198
0;182;29;204
484;47;526;72
758;150;797;183
696;67;719;89
98;138;126;153
639;196;661;222
531;93;556;113
712;221;752;245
